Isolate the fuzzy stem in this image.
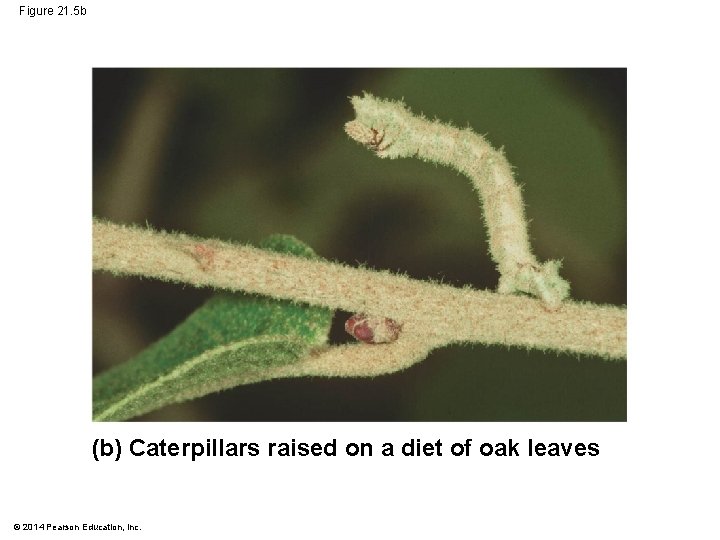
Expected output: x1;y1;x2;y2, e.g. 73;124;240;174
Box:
93;220;626;360
345;93;570;309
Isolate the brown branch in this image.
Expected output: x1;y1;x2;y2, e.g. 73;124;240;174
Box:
93;220;626;360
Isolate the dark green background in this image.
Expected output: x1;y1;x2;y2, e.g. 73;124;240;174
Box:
93;68;626;421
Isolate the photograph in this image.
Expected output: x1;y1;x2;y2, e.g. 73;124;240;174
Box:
92;68;627;421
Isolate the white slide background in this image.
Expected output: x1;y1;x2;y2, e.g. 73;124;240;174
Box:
1;1;718;538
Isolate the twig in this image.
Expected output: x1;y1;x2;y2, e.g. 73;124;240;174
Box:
93;220;626;360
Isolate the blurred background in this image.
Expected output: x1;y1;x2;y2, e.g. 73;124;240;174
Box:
93;68;626;421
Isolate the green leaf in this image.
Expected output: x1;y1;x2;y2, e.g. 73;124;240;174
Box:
93;234;333;421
